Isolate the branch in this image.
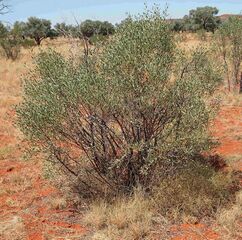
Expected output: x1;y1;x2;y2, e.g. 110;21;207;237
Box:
0;0;9;15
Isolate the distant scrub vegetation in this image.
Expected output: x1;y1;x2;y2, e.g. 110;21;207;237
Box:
0;5;241;61
0;17;116;59
0;5;241;48
2;5;241;92
171;6;221;33
0;17;115;45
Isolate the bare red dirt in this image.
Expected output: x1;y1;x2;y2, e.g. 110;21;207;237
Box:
214;106;242;170
0;126;86;239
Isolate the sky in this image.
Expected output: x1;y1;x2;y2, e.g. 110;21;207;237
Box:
1;0;242;25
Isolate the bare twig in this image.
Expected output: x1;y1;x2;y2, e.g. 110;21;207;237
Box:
0;0;9;15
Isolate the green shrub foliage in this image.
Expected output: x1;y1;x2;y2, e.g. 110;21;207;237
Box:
17;9;222;195
0;37;21;60
215;16;242;93
0;22;22;60
0;21;8;38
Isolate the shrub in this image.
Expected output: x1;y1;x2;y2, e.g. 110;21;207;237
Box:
90;34;109;45
215;16;242;93
21;38;36;48
151;161;235;222
197;29;207;41
0;37;21;60
16;8;222;196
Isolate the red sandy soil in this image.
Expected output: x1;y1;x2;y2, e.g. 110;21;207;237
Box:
170;105;242;240
214;107;242;165
0;104;241;239
0;124;86;238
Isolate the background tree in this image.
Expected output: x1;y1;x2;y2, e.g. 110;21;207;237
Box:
54;20;115;39
182;15;200;32
0;21;8;38
215;16;242;93
25;17;51;45
187;6;220;32
80;20;115;38
98;21;115;35
11;21;26;39
171;20;184;32
54;22;73;37
80;20;99;38
48;28;59;39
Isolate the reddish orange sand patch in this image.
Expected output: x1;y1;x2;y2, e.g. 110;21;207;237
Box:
0;136;86;239
213;106;242;170
216;140;242;156
171;224;219;240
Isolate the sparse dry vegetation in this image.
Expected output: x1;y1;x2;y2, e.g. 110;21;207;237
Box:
0;146;13;160
215;191;242;239
0;38;21;60
214;16;242;93
0;3;241;240
151;161;236;222
47;196;68;210
83;190;154;240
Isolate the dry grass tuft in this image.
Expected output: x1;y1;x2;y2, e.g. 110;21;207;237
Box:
219;91;242;106
0;146;13;160
224;154;242;162
215;190;242;240
47;196;68;210
151;162;235;222
1;172;33;195
0;216;26;240
83;190;153;240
